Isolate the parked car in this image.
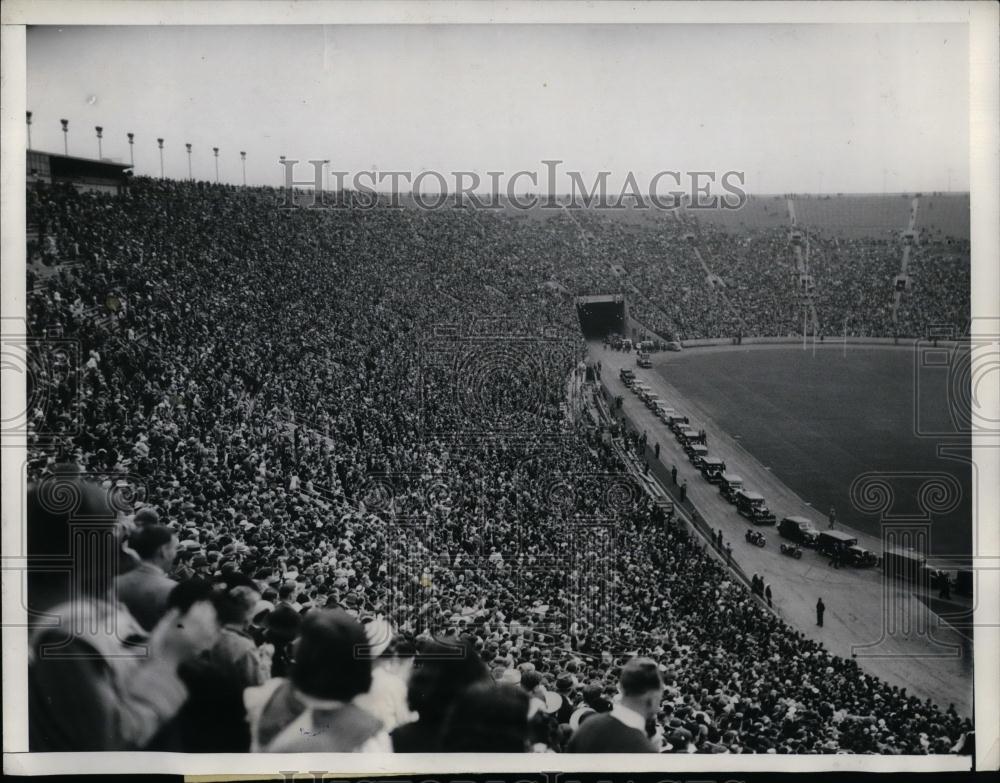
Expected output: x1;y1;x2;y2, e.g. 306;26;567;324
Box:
816;530;859;558
619;368;635;386
735;490;777;525
666;341;683;352
633;382;652;400
846;545;879;568
645;393;662;411
676;426;699;446
654;402;675;422
666;413;689;430
699;456;726;483
718;473;744;503
687;443;709;465
882;544;926;582
636;352;652;368
778;516;820;546
926;566;957;590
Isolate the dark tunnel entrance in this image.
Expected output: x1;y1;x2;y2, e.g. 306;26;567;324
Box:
576;296;626;340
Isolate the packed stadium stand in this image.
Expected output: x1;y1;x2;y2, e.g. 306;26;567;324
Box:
534;193;969;342
25;178;972;754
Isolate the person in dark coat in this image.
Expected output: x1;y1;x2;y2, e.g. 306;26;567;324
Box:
114;524;179;631
149;581;262;752
391;637;490;752
263;604;301;678
28;478;218;751
244;609;387;752
816;598;826;627
568;658;663;753
440;682;530;752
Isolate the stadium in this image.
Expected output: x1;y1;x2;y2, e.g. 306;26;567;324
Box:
22;164;975;754
11;18;988;765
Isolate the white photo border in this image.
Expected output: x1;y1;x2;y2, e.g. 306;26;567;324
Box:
1;0;996;776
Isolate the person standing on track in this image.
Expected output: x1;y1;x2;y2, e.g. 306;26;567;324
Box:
671;465;677;485
828;505;837;529
816;597;826;627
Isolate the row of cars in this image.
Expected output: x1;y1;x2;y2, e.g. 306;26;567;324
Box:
621;366;734;484
619;366;880;569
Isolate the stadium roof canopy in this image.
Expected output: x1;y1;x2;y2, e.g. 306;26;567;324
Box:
27;149;133;194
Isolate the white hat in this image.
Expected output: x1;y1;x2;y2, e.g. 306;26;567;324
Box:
544;691;563;714
363;617;394;659
500;668;522;686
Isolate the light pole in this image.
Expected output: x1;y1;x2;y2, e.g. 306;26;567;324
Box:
157;138;164;179
26;111;32;149
127;132;134;166
186;143;192;180
95;126;103;159
60;119;69;155
240;151;246;186
213;147;219;183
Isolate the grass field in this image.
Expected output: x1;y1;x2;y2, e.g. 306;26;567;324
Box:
658;346;972;556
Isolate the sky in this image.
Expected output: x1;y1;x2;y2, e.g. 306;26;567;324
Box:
26;23;970;194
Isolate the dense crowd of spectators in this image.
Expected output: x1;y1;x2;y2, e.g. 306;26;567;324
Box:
895;240;971;338
543;205;968;342
24;179;972;754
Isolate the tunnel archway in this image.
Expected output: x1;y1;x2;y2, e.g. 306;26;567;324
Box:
575;295;626;339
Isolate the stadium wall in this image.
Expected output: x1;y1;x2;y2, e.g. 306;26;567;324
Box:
680;335;963;348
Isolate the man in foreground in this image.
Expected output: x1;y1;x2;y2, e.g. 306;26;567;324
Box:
568;657;663;752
